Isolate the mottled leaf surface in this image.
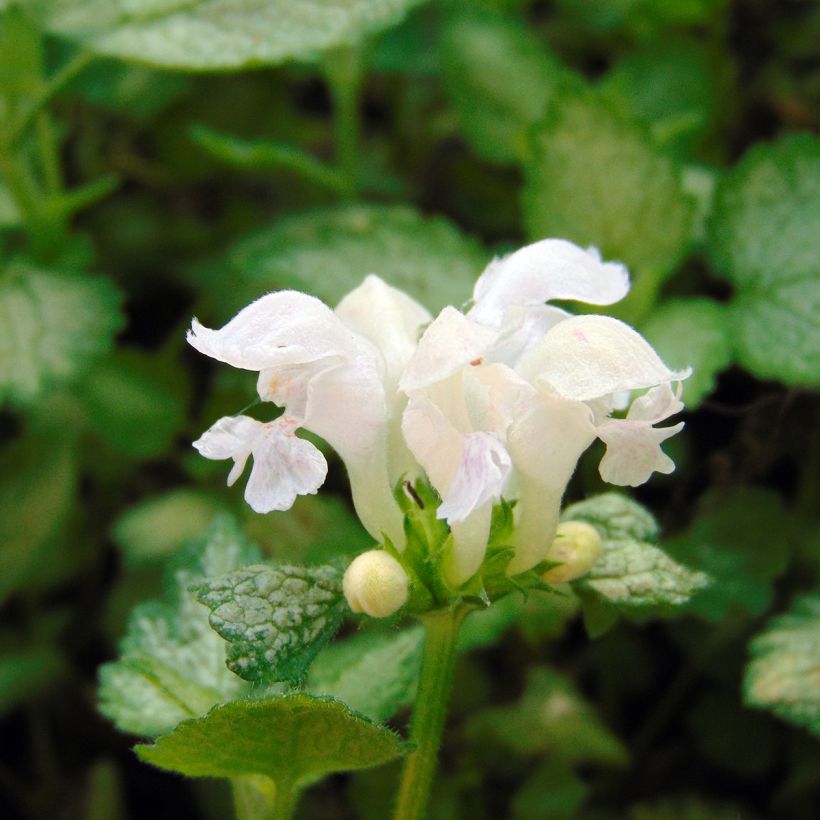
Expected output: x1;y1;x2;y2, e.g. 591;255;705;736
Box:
197;563;345;684
745;592;820;736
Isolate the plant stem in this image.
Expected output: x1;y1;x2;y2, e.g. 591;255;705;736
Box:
393;605;468;820
323;47;364;199
232;775;298;820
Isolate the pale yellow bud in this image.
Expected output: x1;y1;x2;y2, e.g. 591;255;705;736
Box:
542;521;603;583
343;550;409;618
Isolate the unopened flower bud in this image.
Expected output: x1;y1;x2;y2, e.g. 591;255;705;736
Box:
343;550;409;618
542;521;603;583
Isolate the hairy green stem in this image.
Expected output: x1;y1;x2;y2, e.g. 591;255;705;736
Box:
393;606;468;820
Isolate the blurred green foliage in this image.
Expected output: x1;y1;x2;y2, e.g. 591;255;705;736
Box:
0;0;818;818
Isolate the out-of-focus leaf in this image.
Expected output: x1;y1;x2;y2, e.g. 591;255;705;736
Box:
0;181;21;227
135;695;405;785
0;432;76;604
439;11;573;164
308;627;422;722
198;204;486;320
28;0;427;71
745;591;820;737
0;6;45;125
0;261;123;406
687;691;776;775
523;89;693;282
79;348;188;458
0;643;63;715
111;489;227;567
707;133;820;387
83;759;126;820
466;666;628;765
599;38;717;156
512;758;588;820
563;494;709;625
665;487;791;621
245;494;373;565
98;516;259;737
630;795;758;820
197;563;345;684
69;57;190;117
642;297;732;407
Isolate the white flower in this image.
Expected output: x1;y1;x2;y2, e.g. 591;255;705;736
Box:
187;280;430;546
399;239;689;582
189;237;688;590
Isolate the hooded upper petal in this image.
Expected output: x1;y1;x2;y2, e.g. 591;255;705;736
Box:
187;290;366;373
469;239;630;327
517;315;690;402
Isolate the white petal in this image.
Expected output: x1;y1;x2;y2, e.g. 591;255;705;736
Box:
192;415;262;460
244;418;328;513
626;382;684;422
336;275;432;387
597;420;684;487
506;393;596;574
400;307;498;392
443;503;494;586
437;432;512;523
517;315;690;402
469;239;630;326
487;304;570;366
187;290;366;372
401;394;463;496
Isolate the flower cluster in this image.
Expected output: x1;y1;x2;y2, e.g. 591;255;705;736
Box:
189;238;688;607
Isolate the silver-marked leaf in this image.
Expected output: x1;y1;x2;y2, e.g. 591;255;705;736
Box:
197;564;345;684
0;261;123;407
745;591;820;736
562;494;709;624
707;133;820;387
27;0;427;71
98;516;260;737
136;694;405;786
308;627;423;722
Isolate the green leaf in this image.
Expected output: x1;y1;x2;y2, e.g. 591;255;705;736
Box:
708;133;820;387
598;37;717;156
642;297;732;407
745;591;820;736
664;487;791;621
111;489;227;567
30;0;427;71
629;795;754;820
513;758;588;820
0;643;63;716
466;666;628;765
98;516;260;737
79;348;188;458
0;261;123;406
198;204;486;320
0;432;76;604
308;627;423;722
523;89;693;281
135;694;405;785
197;563;346;685
439;11;572;164
563;494;709;615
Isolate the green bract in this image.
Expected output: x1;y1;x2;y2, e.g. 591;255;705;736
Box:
745;592;820;737
197;563;346;684
98;516;259;737
708;133;820;387
25;0;428;71
0;261;123;406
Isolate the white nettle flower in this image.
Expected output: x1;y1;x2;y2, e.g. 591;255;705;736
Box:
189;237;688;588
188;279;431;547
399;238;689;583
